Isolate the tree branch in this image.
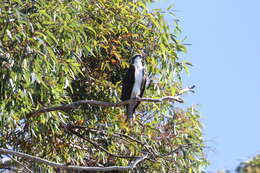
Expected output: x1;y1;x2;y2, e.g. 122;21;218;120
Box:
0;148;148;172
63;124;138;159
26;86;195;119
6;155;33;173
178;85;195;95
68;124;144;146
64;124;157;163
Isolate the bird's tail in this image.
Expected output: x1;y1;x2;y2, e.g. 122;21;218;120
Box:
126;103;134;121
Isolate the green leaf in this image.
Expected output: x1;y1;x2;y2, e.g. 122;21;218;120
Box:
46;31;58;44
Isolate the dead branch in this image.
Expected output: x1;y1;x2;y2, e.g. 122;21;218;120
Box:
0;148;148;172
26;85;195;119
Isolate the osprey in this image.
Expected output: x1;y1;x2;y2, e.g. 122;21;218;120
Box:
121;54;146;120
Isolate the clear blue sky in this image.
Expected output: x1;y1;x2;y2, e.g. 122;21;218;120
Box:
152;0;260;172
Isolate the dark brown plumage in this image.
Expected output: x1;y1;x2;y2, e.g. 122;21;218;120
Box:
121;55;146;119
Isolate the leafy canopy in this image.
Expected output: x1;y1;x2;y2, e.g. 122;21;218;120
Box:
0;0;207;172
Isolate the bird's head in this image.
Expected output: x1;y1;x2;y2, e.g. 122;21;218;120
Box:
130;54;145;66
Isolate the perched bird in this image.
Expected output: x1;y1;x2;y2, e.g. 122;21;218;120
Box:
121;54;146;120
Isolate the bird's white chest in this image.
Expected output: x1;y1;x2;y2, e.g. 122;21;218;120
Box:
131;66;143;98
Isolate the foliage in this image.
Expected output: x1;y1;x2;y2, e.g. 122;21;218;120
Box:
0;0;207;172
216;154;260;173
236;154;260;173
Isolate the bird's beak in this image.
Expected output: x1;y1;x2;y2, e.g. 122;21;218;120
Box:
141;52;147;58
138;54;146;60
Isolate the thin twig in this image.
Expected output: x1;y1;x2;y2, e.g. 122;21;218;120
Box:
178;85;195;95
68;124;144;145
0;148;148;172
65;124;158;163
157;143;195;157
64;125;138;159
6;155;33;173
129;152;148;167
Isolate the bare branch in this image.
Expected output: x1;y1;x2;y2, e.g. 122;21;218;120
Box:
0;148;148;172
178;85;195;95
139;96;183;103
129;152;148;167
26;85;196;119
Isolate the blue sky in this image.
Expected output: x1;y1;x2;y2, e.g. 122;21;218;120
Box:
152;0;260;172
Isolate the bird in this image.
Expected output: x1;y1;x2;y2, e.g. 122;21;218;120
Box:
121;54;146;120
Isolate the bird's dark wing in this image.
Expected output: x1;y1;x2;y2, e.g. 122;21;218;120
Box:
133;68;146;113
139;69;147;97
121;65;135;101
